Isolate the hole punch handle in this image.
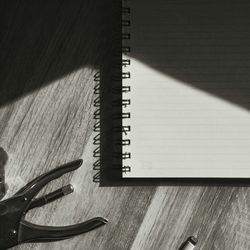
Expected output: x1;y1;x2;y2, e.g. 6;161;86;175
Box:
15;160;83;200
19;217;108;243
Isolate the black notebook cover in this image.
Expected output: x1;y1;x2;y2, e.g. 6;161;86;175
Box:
94;0;250;186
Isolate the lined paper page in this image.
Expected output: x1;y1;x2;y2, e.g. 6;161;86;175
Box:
122;0;250;178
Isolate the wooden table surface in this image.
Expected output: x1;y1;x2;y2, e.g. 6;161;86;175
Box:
1;1;250;249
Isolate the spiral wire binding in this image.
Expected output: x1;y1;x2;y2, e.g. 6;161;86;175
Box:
118;0;132;174
93;1;131;183
93;71;101;183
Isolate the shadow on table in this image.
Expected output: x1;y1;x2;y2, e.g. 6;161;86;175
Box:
2;1;250;187
0;0;114;108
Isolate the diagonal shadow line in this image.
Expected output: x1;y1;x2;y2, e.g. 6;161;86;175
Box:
0;0;114;108
100;0;250;186
2;1;250;187
129;0;250;112
2;1;250;111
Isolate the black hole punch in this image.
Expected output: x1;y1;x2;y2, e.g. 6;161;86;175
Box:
0;160;108;249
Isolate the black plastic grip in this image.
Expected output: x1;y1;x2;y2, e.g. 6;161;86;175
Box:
19;217;108;243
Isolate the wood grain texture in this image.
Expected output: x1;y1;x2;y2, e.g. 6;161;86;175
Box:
1;1;250;250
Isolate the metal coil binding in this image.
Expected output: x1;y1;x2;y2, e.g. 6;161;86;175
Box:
93;71;101;183
109;2;132;175
93;2;131;182
117;2;131;173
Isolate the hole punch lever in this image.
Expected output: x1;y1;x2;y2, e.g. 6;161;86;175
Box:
28;184;74;211
0;159;108;250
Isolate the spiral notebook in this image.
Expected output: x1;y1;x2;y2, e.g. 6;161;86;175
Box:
121;0;250;179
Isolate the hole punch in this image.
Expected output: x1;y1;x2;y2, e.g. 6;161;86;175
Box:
0;159;108;250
